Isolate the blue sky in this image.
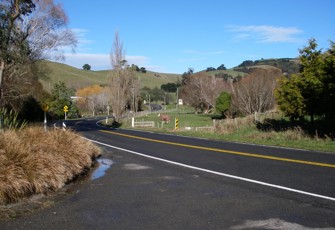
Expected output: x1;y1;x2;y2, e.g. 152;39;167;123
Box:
55;0;335;73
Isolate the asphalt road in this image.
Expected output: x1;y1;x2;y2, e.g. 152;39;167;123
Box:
1;118;335;229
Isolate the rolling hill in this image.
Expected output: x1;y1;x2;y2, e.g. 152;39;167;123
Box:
40;58;300;93
233;58;300;75
40;61;181;91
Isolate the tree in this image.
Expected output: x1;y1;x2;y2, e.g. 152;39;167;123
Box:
0;0;77;110
238;60;254;67
275;39;335;123
206;67;216;72
139;67;146;73
49;81;76;118
83;64;91;70
231;68;280;115
275;74;305;120
217;64;227;70
180;72;227;113
215;91;231;117
76;84;106;116
181;68;194;86
161;82;180;93
298;39;324;122
108;32;139;122
130;64;139;72
322;41;335;122
151;87;165;102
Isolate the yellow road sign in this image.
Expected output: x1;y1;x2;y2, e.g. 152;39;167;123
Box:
42;104;49;112
175;117;179;129
63;105;69;112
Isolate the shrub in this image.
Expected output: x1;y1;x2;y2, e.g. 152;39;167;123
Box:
0;108;27;130
0;127;101;204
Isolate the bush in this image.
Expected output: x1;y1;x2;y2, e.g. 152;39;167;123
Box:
0;127;101;205
0;108;27;130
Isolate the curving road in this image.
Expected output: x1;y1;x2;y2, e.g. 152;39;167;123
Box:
1;118;335;229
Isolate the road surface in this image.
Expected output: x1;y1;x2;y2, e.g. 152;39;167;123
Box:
1;118;335;229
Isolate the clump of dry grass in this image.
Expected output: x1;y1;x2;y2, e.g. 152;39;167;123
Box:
0;127;101;205
215;115;255;134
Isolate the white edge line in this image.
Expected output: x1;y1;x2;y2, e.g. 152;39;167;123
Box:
85;137;335;202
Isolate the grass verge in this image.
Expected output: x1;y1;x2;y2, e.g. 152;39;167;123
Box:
0;127;101;206
117;110;335;153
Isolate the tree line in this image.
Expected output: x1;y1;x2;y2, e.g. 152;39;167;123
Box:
180;67;279;116
180;38;335;133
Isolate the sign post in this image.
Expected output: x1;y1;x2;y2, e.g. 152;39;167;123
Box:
63;105;69;120
42;104;49;131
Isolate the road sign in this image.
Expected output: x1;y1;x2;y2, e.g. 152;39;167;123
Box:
42;104;49;112
63;105;69;113
175;117;179;129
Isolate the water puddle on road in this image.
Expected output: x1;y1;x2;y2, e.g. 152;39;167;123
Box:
91;158;114;180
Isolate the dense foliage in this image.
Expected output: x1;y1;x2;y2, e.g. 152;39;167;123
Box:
83;63;91;70
215;91;231;117
275;39;335;126
0;0;76;122
161;82;181;93
49;82;77;119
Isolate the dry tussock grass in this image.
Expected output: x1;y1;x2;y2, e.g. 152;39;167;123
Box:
0;127;101;205
215;115;255;134
215;115;309;141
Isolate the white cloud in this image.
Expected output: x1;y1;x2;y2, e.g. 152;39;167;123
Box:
71;28;95;52
125;55;150;66
63;53;110;70
60;28;155;71
228;25;304;43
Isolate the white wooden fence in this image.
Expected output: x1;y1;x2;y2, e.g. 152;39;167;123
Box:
195;126;215;132
131;118;155;128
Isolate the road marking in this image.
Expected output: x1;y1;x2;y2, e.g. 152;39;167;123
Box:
100;130;335;168
85;137;335;202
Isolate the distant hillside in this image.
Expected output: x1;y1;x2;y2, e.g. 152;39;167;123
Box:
233;58;300;75
198;69;246;78
40;61;181;92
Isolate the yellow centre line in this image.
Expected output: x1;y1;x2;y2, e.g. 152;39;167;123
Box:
100;130;335;168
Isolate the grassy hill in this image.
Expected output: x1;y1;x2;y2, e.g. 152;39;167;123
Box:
40;58;299;92
40;61;181;91
198;69;246;78
233;58;300;75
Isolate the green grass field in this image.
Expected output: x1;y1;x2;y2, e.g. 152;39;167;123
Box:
119;108;335;153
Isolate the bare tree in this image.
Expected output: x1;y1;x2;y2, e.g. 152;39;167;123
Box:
108;32;139;122
181;73;227;113
0;0;77;108
231;68;280;115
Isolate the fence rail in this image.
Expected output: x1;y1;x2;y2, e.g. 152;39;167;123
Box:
195;126;214;132
132;119;155;128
